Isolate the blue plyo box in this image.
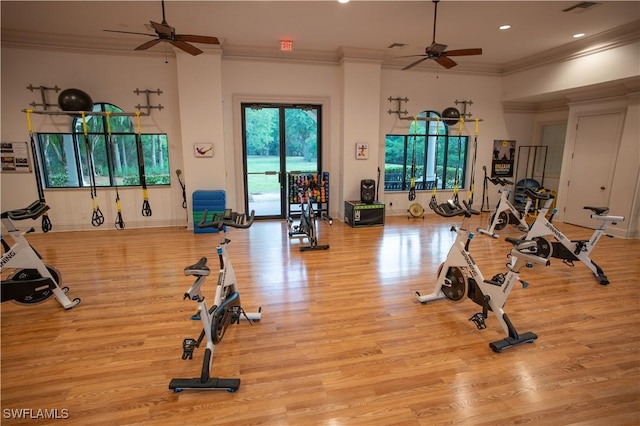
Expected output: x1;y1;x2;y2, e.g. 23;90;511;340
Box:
192;190;225;234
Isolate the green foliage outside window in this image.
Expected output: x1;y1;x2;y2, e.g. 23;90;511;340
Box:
384;110;468;192
37;103;170;188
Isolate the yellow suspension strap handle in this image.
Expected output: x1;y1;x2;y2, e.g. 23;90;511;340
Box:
106;112;124;230
26;109;53;233
408;116;418;201
135;111;152;217
82;112;104;227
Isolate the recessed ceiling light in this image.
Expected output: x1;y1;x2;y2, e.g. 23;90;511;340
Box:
499;24;511;30
573;33;586;38
338;0;350;3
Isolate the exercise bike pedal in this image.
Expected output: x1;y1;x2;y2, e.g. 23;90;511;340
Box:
181;338;198;360
469;313;487;330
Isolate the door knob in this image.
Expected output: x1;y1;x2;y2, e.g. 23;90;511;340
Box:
600;186;606;190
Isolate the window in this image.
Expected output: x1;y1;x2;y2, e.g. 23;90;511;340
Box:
384;110;468;192
37;103;170;188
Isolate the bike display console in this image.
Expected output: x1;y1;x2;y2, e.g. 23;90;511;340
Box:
344;201;385;228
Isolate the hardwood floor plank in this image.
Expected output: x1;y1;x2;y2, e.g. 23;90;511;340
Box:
2;214;639;425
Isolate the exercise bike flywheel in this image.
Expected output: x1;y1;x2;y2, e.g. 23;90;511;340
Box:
6;264;62;305
436;264;467;303
490;211;510;231
532;237;552;259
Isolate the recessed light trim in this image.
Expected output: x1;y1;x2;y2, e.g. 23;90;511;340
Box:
499;24;511;30
573;33;586;38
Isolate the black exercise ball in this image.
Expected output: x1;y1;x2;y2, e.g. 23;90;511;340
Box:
58;88;93;112
441;107;460;126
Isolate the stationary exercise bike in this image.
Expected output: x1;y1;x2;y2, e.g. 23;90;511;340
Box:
1;200;81;309
477;176;533;238
417;200;550;352
288;185;331;252
169;209;262;393
517;188;624;285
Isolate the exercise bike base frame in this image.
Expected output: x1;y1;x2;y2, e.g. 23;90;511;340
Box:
490;331;538;353
169;378;240;393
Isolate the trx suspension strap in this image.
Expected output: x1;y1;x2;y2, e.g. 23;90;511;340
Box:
26;110;52;233
428;117;441;212
82;112;104;227
463;119;481;215
106;112;124;230
451;117;464;207
376;166;380;202
135;111;152;217
481;165;490;212
408;116;418;201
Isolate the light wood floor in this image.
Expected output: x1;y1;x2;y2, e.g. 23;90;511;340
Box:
2;214;639;425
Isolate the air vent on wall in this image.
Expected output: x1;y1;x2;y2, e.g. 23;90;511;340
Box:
562;2;600;13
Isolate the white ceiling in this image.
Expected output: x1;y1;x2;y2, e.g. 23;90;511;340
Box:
1;0;639;74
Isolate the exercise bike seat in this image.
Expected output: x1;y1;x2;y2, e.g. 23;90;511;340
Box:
583;206;609;215
184;257;210;277
1;200;49;221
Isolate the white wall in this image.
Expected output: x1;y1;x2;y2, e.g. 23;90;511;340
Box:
379;68;509;215
1;47;185;231
2;40;639;237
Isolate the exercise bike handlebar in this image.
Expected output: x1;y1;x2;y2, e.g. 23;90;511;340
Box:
429;198;471;218
487;176;514;186
524;187;553;201
198;209;256;230
1;200;50;221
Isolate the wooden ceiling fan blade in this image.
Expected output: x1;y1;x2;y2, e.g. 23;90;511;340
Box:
402;56;430;70
151;21;173;37
103;29;156;37
395;54;429;60
443;48;483;57
135;39;161;51
436;56;457;69
171;40;203;55
176;34;220;45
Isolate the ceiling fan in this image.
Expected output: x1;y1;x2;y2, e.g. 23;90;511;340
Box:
104;0;219;56
401;0;482;70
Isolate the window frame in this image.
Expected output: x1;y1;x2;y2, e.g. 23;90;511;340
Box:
36;103;171;189
384;110;468;193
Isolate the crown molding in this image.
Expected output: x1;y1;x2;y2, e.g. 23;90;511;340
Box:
502;20;640;75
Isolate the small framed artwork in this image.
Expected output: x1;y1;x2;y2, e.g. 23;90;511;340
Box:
355;143;368;160
194;143;213;158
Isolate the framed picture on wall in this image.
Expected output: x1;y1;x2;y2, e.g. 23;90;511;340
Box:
355;143;368;160
194;143;213;158
1;142;31;173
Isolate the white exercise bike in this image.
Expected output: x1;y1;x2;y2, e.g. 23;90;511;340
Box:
1;200;81;309
517;188;624;285
169;209;262;392
477;176;533;239
417;200;550;353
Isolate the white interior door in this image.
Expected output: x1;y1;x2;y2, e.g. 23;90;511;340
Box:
564;112;623;228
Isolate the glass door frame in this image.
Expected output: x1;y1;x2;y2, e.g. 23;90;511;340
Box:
241;102;323;220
